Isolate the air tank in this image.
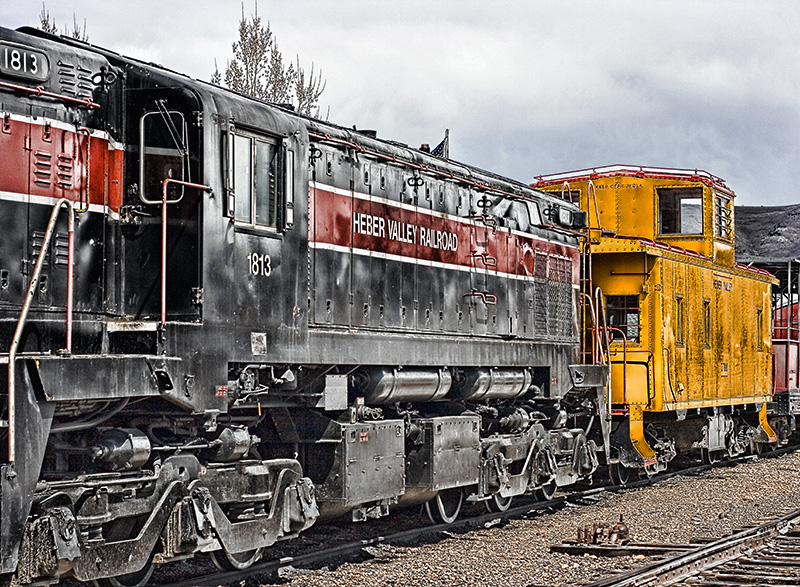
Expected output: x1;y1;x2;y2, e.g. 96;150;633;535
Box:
451;368;532;401
352;368;452;404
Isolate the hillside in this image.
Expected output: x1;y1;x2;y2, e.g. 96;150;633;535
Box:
736;204;800;259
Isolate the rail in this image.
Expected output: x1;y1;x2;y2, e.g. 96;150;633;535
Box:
585;506;800;586
0;79;100;109
159;179;211;326
75;127;91;213
605;326;628;405
8;199;76;463
532;164;735;197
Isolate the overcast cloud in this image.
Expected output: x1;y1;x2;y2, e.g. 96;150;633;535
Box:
5;1;799;205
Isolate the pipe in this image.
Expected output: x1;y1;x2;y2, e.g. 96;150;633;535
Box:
75;127;91;213
0;79;100;109
606;326;628;405
159;179;211;326
50;398;129;433
8;199;75;463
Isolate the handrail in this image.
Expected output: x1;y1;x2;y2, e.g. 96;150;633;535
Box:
0;79;100;109
595;288;612;419
8;199;75;463
75;127;91;213
159;179;212;326
587;181;601;233
579;292;603;365
594;287;611;365
605;326;628;405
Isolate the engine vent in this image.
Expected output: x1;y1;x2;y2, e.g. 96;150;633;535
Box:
57;59;96;98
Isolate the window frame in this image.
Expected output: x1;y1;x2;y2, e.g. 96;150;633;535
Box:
675;295;685;345
715;192;733;240
138;109;188;205
605;294;641;343
657;187;704;237
226;126;294;233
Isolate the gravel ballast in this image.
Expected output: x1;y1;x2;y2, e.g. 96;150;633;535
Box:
277;451;800;587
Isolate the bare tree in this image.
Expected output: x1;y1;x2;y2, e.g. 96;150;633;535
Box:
294;57;326;118
67;14;89;42
39;3;89;42
214;3;326;117
39;3;58;34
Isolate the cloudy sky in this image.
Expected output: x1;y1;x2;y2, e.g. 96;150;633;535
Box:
5;1;800;206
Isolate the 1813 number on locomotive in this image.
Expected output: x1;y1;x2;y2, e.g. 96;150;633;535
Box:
247;252;272;276
0;43;50;82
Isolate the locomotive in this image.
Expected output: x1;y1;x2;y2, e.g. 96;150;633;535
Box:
0;25;606;586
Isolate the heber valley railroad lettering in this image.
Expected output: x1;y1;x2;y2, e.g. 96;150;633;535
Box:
353;211;458;251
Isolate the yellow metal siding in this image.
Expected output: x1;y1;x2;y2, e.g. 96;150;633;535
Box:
600;249;772;413
544;175;737;267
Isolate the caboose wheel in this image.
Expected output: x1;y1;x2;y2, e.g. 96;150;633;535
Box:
425;488;463;524
210;547;264;571
534;482;557;501
609;463;630;486
753;441;774;456
485;493;513;513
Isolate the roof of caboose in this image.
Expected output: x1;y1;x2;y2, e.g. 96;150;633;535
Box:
532;164;735;197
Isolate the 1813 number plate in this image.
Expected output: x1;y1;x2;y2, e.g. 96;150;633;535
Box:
0;43;50;82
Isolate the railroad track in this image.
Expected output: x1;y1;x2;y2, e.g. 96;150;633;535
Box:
153;448;795;587
584;507;800;586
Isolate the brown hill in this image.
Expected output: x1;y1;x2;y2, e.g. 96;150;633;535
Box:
735;204;800;260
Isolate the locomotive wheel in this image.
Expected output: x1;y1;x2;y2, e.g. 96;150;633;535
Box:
485;493;513;513
700;448;719;464
609;463;630;486
534;482;557;501
425;488;463;524
93;558;154;587
94;520;155;587
210;547;264;571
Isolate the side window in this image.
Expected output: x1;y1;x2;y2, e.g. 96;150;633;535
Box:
139;110;186;204
230;130;284;230
658;187;703;235
715;193;732;240
606;295;640;343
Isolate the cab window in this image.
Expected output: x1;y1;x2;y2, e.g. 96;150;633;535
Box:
139;110;186;204
658;187;702;235
230;130;282;230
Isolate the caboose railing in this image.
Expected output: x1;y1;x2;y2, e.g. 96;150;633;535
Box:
8;199;76;463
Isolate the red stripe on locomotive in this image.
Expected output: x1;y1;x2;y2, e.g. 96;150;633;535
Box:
310;184;579;285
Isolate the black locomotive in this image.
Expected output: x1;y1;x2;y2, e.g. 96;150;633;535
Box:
0;25;606;585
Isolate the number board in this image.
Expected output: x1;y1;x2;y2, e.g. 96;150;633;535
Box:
1;43;50;82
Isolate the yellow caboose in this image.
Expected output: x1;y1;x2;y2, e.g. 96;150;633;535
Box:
535;166;776;476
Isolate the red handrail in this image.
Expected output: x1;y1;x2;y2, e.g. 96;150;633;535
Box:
8;199;76;463
159;179;211;326
0;79;100;109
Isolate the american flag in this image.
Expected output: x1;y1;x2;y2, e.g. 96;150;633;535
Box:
431;129;450;158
